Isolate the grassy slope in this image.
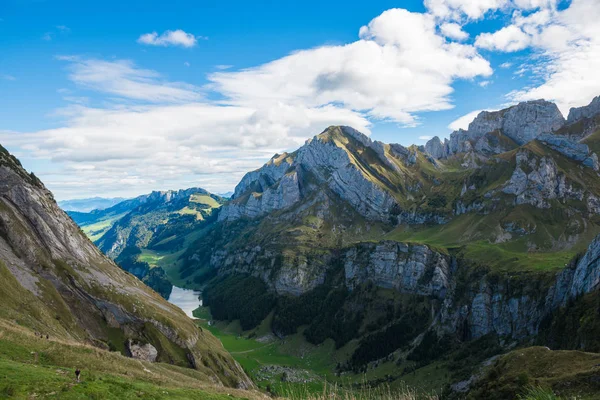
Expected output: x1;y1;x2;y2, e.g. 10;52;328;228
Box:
469;347;600;400
0;321;264;400
81;212;129;242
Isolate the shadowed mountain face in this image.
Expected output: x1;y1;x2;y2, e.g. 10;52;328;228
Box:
0;144;252;389
179;97;600;383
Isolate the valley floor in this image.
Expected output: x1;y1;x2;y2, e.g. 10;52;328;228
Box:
193;308;450;398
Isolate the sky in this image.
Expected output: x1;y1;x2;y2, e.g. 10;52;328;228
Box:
1;0;600;200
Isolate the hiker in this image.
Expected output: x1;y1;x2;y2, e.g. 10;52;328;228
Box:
75;368;81;382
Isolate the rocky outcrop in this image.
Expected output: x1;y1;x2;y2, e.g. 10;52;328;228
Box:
568;234;600;297
567;95;600;123
471;100;564;145
426;100;565;160
343;241;451;298
209;246;328;296
231;153;296;199
127;339;158;362
424;136;447;159
502;150;584;209
219;170;301;221
538;134;599;171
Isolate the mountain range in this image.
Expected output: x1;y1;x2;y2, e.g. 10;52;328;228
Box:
58;197;127;213
27;95;600;399
175;96;600;397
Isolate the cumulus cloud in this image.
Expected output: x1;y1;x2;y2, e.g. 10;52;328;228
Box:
138;29;199;48
211;8;491;125
475;25;531;51
440;22;469;40
425;0;510;20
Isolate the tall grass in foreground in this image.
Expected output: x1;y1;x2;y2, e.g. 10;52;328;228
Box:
283;382;439;400
518;386;560;400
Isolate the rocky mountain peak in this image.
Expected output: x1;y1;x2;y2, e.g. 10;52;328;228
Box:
468;99;564;145
567;95;600;123
426;99;567;160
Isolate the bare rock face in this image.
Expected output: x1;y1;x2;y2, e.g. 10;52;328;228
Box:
426;100;565;160
538;134;599;171
127;339;158;362
567;95;600;123
470;100;565;145
210;246;327;296
343;241;450;298
219;170;301;221
502;150;584;208
296;129;396;221
424;136;447;159
569;234;600;297
231;153;295;200
219;126;397;223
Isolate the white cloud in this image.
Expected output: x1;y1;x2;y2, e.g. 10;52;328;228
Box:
0;8;497;198
500;62;513;68
478;80;491;87
448;109;490;130
419;135;433;140
58;56;202;103
498;0;600;113
440;22;469;40
475;25;531;52
1;102;370;199
138;30;198;48
425;0;510;20
212;8;491;125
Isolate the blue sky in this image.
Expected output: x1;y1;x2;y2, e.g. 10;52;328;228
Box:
1;0;599;200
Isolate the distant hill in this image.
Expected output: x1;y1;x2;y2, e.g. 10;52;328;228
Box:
68;188;226;295
58;196;126;212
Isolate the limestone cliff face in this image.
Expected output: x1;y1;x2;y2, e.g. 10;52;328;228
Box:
220;126;398;223
0;146;252;389
567;95;600;124
341;233;600;341
427;100;566;160
210;246;328;296
469;100;564;145
343;241;451;298
501;150;585;209
569;234;600;297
